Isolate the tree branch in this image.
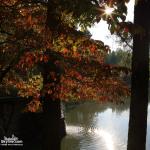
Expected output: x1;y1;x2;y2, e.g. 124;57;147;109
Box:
117;32;133;49
0;30;13;36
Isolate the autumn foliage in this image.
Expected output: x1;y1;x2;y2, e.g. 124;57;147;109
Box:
0;0;130;112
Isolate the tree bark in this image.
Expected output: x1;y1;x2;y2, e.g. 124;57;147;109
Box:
39;1;67;149
127;1;150;150
42;98;62;150
41;58;66;150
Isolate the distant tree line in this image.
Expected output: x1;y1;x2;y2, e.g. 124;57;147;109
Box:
105;49;132;69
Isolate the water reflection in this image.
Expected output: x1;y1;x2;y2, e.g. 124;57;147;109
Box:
64;125;116;150
66;126;83;136
61;101;150;150
88;128;114;150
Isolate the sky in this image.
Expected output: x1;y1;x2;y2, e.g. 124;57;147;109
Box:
89;0;135;51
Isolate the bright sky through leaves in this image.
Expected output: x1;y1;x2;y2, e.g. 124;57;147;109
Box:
89;0;135;51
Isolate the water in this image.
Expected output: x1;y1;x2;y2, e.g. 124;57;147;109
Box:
61;101;150;150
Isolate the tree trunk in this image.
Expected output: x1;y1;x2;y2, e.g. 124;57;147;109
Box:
39;1;67;150
127;1;150;150
41;59;66;150
42;98;62;150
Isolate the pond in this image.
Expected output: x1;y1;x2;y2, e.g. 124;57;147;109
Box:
61;101;150;150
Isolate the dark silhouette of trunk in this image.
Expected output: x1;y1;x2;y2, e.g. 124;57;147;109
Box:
41;57;66;150
127;1;150;150
42;97;62;150
39;1;67;150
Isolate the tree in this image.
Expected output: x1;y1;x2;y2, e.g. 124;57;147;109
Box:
127;1;150;150
0;0;130;149
105;50;132;68
0;0;130;107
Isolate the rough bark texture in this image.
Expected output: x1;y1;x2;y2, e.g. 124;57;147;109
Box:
127;1;150;150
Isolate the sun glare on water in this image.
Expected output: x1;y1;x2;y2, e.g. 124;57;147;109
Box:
66;125;115;150
88;128;115;150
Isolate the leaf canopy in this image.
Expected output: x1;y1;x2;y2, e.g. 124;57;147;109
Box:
0;0;130;111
